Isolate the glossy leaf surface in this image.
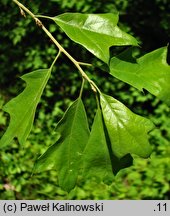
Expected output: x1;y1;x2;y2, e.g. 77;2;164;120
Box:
0;69;51;147
82;109;113;182
53;13;138;63
34;98;90;192
110;47;170;105
100;94;154;159
82;108;133;180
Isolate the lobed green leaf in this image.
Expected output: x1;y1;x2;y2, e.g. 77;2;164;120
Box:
82;108;113;182
52;13;138;63
82;108;133;180
0;69;51;148
100;93;154;159
34;98;90;192
110;46;170;105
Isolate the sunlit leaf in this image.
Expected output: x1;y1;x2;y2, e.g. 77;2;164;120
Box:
34;98;90;192
100;94;154;159
82;108;133;181
52;13;138;63
110;46;170;105
0;69;51;148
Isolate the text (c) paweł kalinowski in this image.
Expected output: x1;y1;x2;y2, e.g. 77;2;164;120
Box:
20;202;104;212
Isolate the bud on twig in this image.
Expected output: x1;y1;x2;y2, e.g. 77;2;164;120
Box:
19;7;26;17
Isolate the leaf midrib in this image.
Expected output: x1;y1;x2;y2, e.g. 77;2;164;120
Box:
9;69;51;142
102;95;150;156
65;99;81;173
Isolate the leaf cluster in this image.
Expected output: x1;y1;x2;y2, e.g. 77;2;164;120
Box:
0;1;170;193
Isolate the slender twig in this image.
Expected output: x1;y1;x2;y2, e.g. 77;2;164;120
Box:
12;0;101;93
50;50;61;70
95;92;100;108
78;62;92;67
79;78;85;98
35;14;54;20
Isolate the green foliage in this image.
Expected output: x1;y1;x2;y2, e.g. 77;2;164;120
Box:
82;108;114;182
0;0;170;198
0;0;169;192
100;93;154;158
0;68;52;147
82;107;133;181
110;47;170;105
35;98;90;192
53;13;138;63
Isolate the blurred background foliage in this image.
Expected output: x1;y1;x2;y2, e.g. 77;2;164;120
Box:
0;0;170;199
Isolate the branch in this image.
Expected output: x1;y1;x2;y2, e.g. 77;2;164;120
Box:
12;0;101;93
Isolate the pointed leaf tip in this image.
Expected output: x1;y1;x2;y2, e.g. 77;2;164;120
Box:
100;93;154;159
82;108;133;182
82;108;113;182
53;13;138;63
110;46;170;105
34;98;90;192
0;69;51;148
